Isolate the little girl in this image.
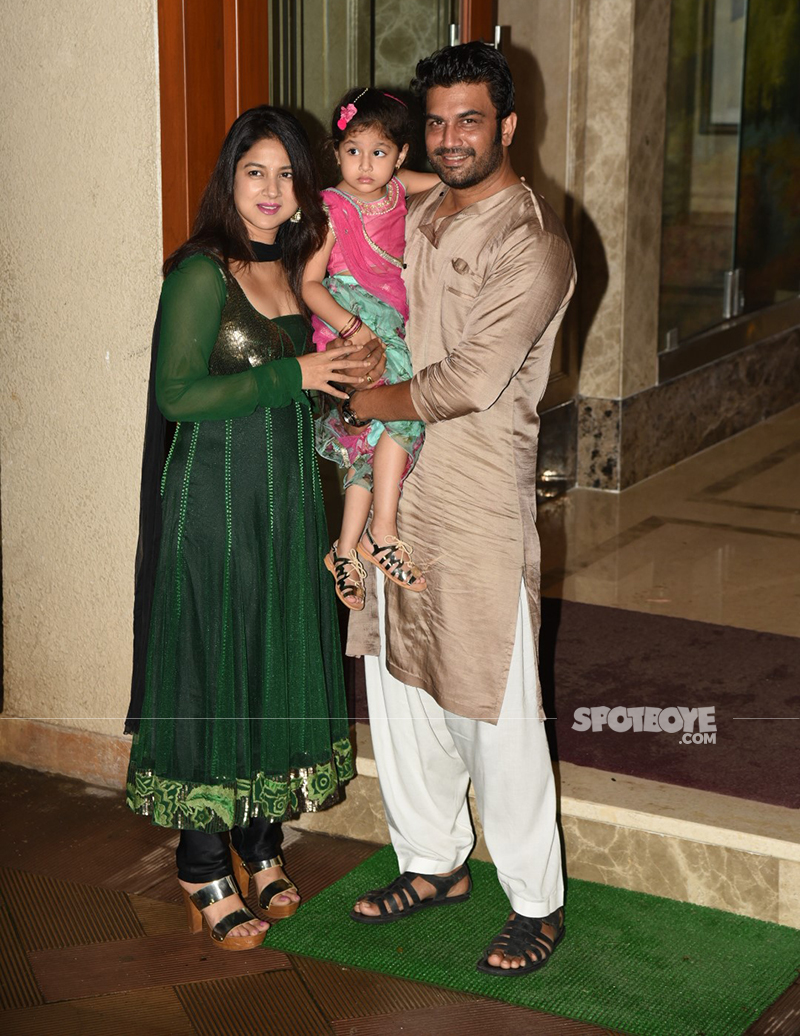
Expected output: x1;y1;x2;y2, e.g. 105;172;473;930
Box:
302;87;439;611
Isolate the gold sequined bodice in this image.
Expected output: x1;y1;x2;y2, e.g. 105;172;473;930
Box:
208;265;312;376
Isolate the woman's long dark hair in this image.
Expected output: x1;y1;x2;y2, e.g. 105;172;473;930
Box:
164;106;327;311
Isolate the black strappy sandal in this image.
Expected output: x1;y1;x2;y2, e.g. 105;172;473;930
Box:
350;864;471;925
357;528;426;592
324;541;367;610
476;908;564;976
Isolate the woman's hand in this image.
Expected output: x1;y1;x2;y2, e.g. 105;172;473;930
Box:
297;343;370;400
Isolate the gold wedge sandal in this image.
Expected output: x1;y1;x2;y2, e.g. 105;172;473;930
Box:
231;849;300;920
181;875;266;951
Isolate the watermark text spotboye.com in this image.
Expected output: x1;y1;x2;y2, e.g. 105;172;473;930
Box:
572;706;717;744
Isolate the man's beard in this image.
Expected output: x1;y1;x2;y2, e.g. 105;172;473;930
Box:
429;137;504;189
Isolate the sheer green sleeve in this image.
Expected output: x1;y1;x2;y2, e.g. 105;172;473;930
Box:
155;254;303;422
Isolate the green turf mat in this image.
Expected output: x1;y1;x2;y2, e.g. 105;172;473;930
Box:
265;845;800;1036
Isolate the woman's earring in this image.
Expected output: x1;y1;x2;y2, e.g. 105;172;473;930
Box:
290;208;302;223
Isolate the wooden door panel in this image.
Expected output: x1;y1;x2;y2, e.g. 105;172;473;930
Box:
460;0;496;43
233;0;271;112
184;0;228;222
158;0;271;259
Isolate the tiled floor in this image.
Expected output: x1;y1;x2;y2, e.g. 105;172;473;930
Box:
0;763;634;1036
0;759;796;1034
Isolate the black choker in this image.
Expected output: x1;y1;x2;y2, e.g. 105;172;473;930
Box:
250;239;282;262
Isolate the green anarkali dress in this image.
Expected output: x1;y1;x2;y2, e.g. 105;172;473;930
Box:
126;254;354;833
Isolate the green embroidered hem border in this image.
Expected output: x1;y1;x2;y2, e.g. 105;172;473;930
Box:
126;738;355;833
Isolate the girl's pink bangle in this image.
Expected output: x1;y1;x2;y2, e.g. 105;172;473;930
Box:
340;317;363;340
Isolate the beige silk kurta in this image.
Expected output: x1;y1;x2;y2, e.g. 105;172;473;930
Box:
348;180;576;723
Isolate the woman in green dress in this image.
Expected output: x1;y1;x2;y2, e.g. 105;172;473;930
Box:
126;107;381;950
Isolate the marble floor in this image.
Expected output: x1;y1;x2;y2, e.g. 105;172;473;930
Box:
539;403;800;636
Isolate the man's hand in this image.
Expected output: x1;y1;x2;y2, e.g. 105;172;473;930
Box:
343;380;422;426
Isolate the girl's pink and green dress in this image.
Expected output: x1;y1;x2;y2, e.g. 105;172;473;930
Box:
313;176;424;489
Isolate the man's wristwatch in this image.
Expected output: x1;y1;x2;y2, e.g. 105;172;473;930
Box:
341;399;370;428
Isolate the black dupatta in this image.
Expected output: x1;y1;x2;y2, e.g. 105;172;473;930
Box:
125;304;167;734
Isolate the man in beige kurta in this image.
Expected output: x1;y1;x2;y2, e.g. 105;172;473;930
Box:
342;43;575;973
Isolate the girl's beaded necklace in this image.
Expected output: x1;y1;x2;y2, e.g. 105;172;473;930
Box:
343;177;399;217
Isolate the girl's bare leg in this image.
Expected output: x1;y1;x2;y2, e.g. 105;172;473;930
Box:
361;433;426;589
337;476;372;555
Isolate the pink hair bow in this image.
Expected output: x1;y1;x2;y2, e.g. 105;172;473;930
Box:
337;103;357;130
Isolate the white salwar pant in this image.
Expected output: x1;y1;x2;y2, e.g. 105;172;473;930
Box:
364;571;564;917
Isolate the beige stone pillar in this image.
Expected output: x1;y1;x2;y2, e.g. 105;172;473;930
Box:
575;0;671;487
578;0;670;400
498;0;672;489
0;0;162;782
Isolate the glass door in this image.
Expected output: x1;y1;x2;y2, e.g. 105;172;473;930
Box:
658;0;747;348
734;0;800;313
269;0;458;172
658;0;800;352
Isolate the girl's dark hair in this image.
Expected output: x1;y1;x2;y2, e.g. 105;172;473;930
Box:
330;87;415;149
411;42;515;121
164;105;327;311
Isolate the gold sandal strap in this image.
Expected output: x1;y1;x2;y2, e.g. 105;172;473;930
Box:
211;905;258;941
372;536;421;581
189;875;238;910
261;878;298;910
335;550;367;583
243;854;284;875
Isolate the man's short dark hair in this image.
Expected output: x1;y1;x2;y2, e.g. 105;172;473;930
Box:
410;42;515;121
